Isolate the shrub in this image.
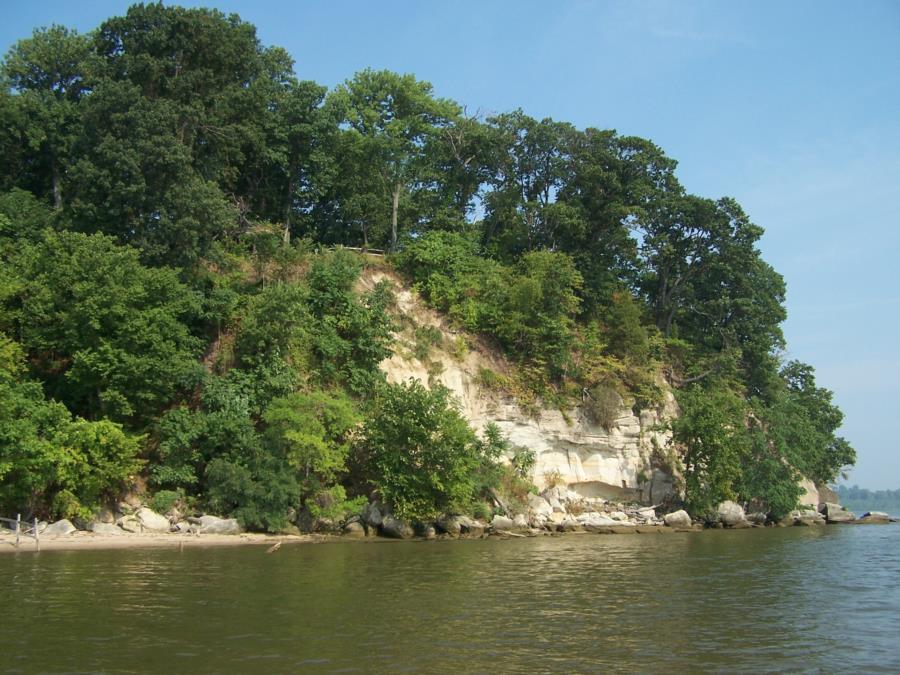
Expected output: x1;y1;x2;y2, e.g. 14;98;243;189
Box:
356;380;491;522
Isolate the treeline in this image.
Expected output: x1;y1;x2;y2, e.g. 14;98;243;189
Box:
837;485;900;516
0;3;854;526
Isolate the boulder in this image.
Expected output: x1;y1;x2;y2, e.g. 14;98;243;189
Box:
609;511;629;521
135;507;171;532
490;515;514;531
381;516;414;539
746;512;768;525
436;515;462;536
88;522;127;535
819;502;855;523
857;511;892;524
197;515;242;535
716;501;746;527
422;525;437;540
342;520;366;538
636;507;657;522
526;493;553;518
93;508;117;524
797;510;826;526
664;510;692;528
362;502;385;528
557;518;582;532
459;516;485;538
116;515;142;533
44;519;77;535
512;514;529;530
578;513;620;528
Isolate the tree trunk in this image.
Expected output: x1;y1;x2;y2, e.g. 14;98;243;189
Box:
52;164;62;210
390;182;401;252
283;175;293;245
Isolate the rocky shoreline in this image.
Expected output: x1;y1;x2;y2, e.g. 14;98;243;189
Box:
3;488;894;553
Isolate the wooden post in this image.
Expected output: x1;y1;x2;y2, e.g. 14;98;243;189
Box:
34;516;39;552
15;513;20;548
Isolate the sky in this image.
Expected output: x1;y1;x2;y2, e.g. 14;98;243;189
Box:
2;0;899;489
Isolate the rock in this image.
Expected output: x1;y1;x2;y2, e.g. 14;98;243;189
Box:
548;511;567;525
636;507;657;521
512;513;529;530
716;501;746;527
44;519;77;535
817;484;840;505
609;511;629;521
93;508;116;524
746;512;768;525
460;517;485;538
664;510;692;528
422;525;437;540
381;516;414;539
857;512;892;524
491;515;514;531
197;515;243;535
436;515;462;536
557;518;582;532
89;522;127;535
342;520;366;538
526;493;553;518
135;507;171;532
116;515;142;533
578;513;620;528
797;510;826;526
819;502;855;523
362;502;384;528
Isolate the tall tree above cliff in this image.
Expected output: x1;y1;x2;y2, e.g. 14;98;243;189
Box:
2;25;91;208
327;69;460;251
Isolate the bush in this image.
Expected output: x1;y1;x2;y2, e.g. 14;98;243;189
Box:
356;380;491;522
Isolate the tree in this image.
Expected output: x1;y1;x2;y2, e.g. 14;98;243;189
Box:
2;25;91;208
0;333;142;519
263;391;359;506
328;69;460;251
3;231;202;425
357;381;486;522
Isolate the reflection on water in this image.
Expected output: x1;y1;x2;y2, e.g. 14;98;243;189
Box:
2;525;899;673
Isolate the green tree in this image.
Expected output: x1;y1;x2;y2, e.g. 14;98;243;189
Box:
357;381;486;522
4;231;202;425
328;69;460;251
2;25;91;208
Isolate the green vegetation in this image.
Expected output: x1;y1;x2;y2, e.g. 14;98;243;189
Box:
0;4;855;527
837;485;900;516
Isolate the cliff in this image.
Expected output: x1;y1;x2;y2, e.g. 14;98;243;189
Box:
360;268;680;505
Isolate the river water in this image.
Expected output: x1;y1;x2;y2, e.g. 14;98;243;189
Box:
2;524;898;673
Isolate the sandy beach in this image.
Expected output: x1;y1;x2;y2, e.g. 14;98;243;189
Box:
0;530;326;553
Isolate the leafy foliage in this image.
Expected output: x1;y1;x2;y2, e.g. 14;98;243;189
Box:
357;381;487;522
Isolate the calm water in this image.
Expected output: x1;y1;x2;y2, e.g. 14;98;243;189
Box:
2;525;898;673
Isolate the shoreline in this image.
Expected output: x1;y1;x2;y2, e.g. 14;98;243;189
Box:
5;520;893;554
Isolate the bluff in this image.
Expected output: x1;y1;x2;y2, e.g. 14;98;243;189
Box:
362;268;680;505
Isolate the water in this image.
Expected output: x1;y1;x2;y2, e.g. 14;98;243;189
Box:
2;525;899;673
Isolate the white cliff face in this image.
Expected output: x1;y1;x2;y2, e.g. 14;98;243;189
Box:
363;269;679;502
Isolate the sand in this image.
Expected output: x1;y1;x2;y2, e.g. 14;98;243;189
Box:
0;530;327;554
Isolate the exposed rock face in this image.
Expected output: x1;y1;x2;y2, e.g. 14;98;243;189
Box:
365;270;679;505
490;515;514;531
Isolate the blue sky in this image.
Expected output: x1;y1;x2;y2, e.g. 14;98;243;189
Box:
3;0;899;489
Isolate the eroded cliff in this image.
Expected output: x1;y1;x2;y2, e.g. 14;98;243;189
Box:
361;268;680;504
